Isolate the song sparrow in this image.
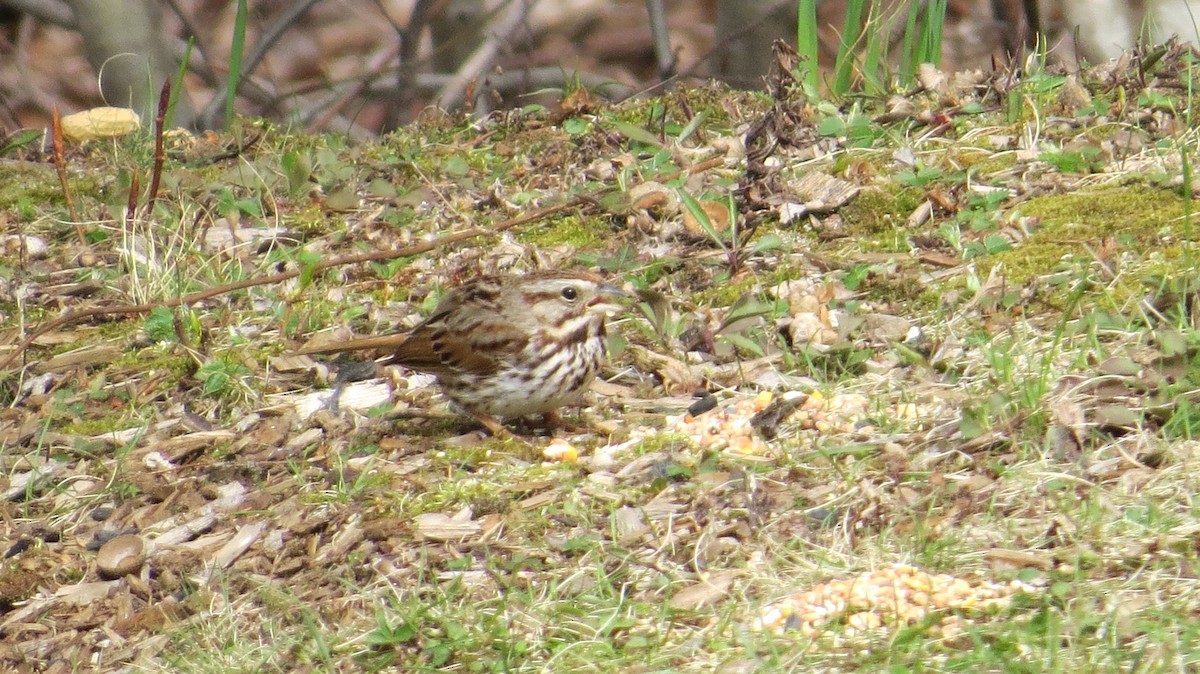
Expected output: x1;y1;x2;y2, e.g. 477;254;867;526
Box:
298;270;628;434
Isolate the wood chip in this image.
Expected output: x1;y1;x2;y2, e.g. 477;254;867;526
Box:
193;522;267;584
983;548;1055;571
39;282;104;298
285;379;393;417
54;580;119;606
516;491;559;510
90;419;182;446
150;514;217;547
31;328;97;345
642;497;687;521
669;570;737;610
612;506;650;544
202;226;293;253
154;430;239;464
315;516;363;564
270;354;317;372
285;427;324;452
414;512;482;541
35;344;122;372
4;460;67;500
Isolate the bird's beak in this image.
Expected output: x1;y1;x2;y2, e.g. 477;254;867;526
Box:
589;282;632;316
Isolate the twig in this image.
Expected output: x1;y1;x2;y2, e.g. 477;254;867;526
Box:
296;68;633;104
161;0;212;76
143;80;169;216
383;0;440;129
125;171;139;223
50;107;83;240
198;0;324;127
12;15;58;118
644;0;676;82
1;0;74;26
624;0;797;102
306;42;399;134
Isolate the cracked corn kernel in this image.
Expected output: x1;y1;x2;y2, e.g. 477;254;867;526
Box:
670;390;871;455
542;439;578;462
847;612;882;630
752;563;1039;644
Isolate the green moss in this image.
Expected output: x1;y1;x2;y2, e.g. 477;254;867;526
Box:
915;282;957;313
627;431;692;456
981;185;1187;287
980;242;1076;286
766;264;817;285
858;264;934;303
608;84;763;134
839;187;922;238
516;214;606;248
435;442;501;470
110;350;192;382
0;165;71;213
1017;185;1184;241
283;203;336;236
966;152;1020;177
59;416;133;436
692;274;758;306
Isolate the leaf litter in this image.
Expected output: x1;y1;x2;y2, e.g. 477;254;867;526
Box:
3;39;1200;670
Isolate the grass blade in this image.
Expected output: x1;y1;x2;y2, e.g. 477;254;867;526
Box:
225;0;248;128
797;0;819;91
833;0;867;95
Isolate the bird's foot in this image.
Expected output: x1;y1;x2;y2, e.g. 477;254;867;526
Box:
542;410;611;436
466;410;521;441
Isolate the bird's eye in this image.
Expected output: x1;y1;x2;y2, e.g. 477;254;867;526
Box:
560;286;578;301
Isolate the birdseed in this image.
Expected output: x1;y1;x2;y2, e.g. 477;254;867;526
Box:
753;563;1038;645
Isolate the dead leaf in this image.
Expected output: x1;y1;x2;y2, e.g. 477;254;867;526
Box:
36;344;122;372
669;570;737;610
789;172;860;214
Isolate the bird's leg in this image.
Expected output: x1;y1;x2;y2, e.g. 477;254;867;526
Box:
466;409;516;439
541;410;595;435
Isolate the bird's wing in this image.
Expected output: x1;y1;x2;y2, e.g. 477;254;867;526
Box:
394;316;528;376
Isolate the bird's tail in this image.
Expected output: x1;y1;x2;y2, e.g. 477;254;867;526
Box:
296;332;409;356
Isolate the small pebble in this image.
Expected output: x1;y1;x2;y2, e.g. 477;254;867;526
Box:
91;505;115;522
88;528;128;550
687;391;718;416
1;234;49;258
96;534;147;579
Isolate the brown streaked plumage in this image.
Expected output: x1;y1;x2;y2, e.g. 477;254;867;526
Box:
298;270;628;434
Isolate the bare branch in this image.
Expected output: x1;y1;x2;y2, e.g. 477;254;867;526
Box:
0;0;74;27
435;0;530;112
197;0;324;128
